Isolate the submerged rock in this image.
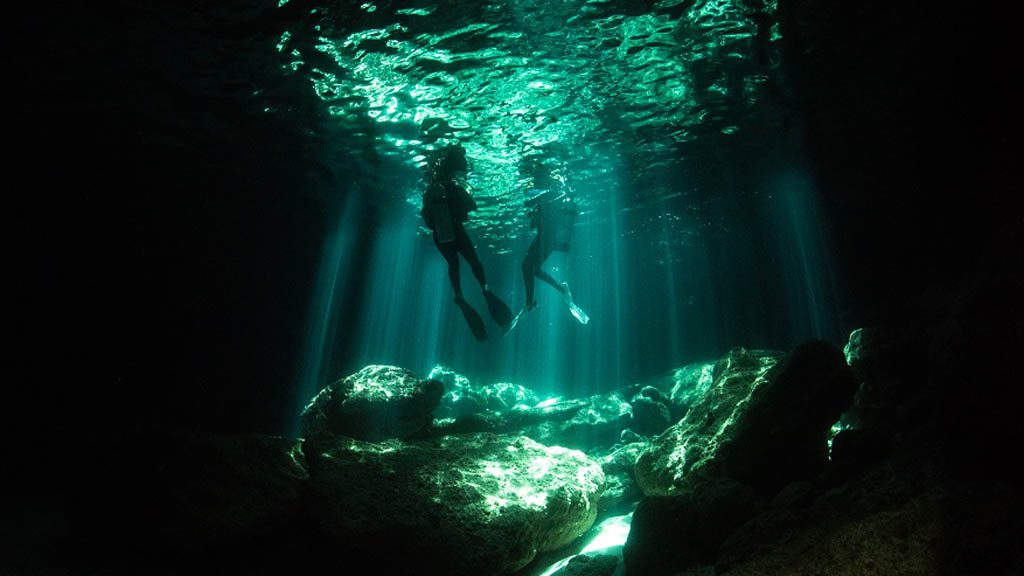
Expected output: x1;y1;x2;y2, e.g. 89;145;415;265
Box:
430;366;542;419
300;365;443;441
635;342;856;496
667;361;717;419
304;432;605;576
433;397;584;437
842;326;926;430
435;392;633;455
710;458;1001;576
596;441;651;514
621;362;715;424
623;477;756;576
629;386;672;436
633;347;781;496
524;393;634;452
429;365;479;418
625;342;860;575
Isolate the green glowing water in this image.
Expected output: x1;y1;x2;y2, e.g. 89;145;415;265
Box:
276;0;779;246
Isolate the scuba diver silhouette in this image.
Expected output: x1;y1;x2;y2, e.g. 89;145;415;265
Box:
420;144;513;341
509;187;589;332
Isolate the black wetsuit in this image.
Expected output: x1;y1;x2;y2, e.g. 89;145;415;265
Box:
421;178;486;298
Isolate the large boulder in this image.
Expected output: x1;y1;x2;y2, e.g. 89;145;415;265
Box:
300;365;443;441
429;365;479;418
634;347;781;496
304;432;605;576
636;342;856;496
842;326;927;430
715;485;949;576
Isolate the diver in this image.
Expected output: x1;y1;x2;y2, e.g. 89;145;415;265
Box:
420;144;513;340
511;188;589;329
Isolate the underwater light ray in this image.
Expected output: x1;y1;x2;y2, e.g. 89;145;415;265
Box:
357;210;441;370
661;213;683;365
408;256;447;376
770;168;844;344
609;186;627;387
292;189;362;436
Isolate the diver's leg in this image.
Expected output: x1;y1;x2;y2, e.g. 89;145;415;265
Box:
533;242;564;294
537;268;565;294
435;236;463;299
521;238;540;308
455;224;488;291
456;225;513;327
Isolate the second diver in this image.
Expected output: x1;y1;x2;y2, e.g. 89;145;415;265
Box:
507;188;589;333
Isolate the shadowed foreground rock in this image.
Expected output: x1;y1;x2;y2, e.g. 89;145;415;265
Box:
64;428;605;576
623;477;756;575
64;432;312;575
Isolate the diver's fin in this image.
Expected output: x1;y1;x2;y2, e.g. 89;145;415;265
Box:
483;290;514;328
454;297;488;341
503;307;529;337
561;282;590;325
567;301;590;325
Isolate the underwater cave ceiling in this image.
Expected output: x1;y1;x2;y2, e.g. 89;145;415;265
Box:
266;0;781;244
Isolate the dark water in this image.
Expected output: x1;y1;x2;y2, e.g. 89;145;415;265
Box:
7;2;1022;575
13;0;1018;436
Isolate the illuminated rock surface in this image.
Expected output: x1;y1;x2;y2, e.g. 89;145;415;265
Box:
435;392;633;455
300;364;443;441
431;365;542;419
633;347;783;495
635;342;855;496
522;393;634;452
625;341;859;574
305;432;605;575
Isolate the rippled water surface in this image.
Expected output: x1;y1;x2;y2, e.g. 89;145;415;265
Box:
269;0;783;248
